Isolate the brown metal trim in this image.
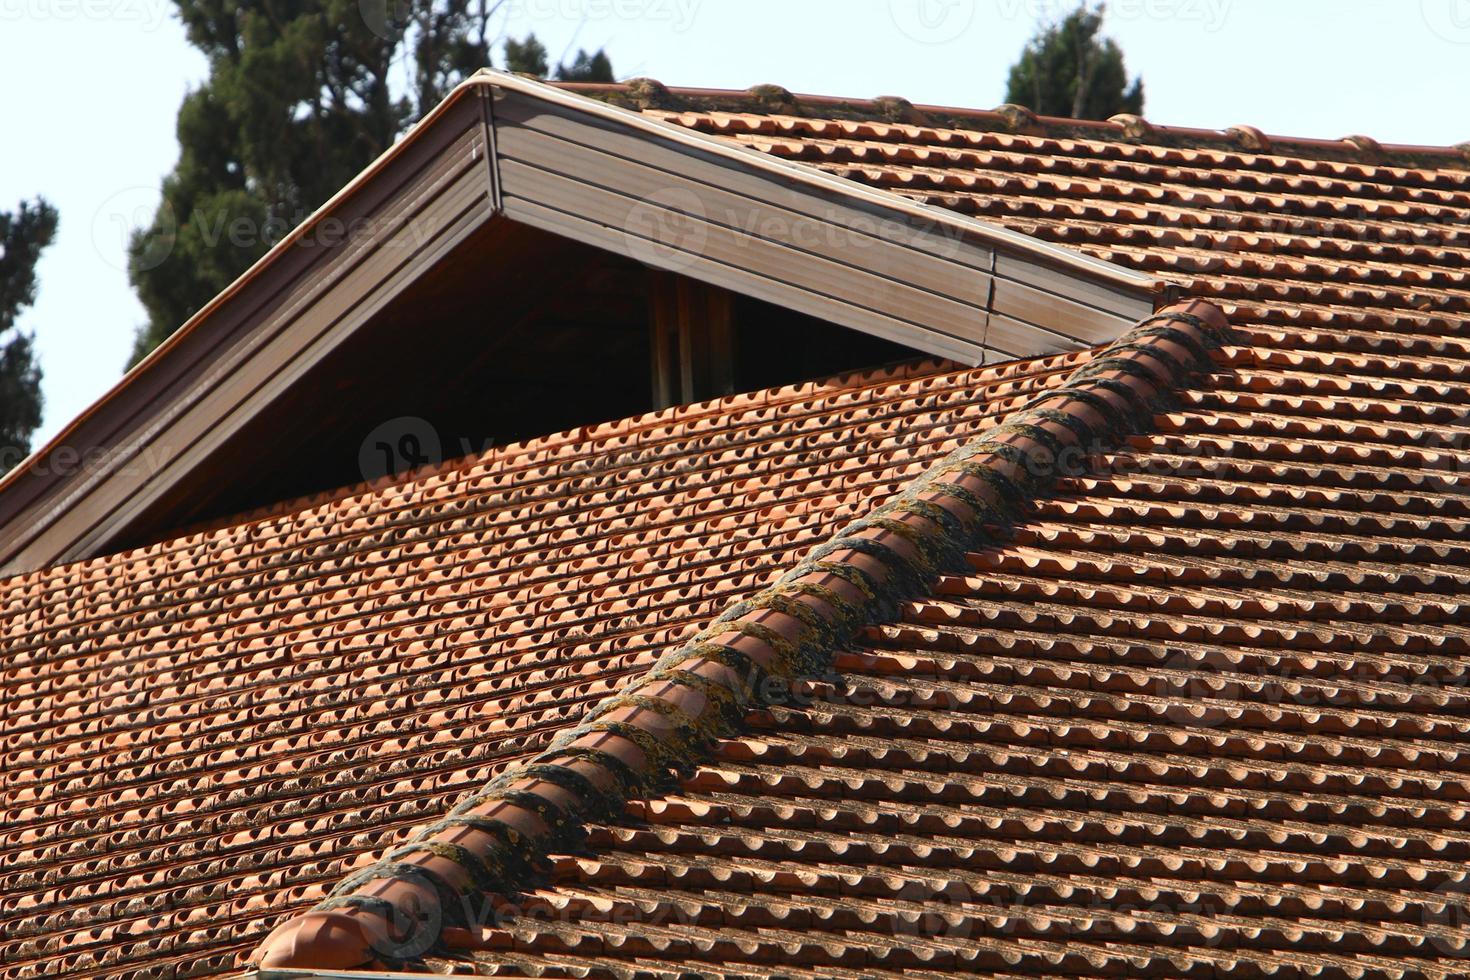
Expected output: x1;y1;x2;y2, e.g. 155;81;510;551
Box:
478;84;503;212
491;83;1150;360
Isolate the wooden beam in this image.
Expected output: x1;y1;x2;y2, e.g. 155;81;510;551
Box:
648;271;735;408
648;270;679;409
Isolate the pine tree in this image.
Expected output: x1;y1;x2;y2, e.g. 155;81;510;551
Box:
504;32;549;76
557;48;614;82
128;2;612;365
0;197;57;462
1005;3;1144;121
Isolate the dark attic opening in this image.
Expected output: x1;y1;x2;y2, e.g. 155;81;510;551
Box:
109;217;926;551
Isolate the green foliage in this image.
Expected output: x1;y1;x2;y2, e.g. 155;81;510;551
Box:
1004;3;1144;121
504;33;614;82
557;48;614;83
128;1;613;365
504;32;549;76
0;197;57;460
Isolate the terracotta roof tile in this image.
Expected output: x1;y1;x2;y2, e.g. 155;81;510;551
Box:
243;300;1236;972
10;82;1470;979
1;353;1081;979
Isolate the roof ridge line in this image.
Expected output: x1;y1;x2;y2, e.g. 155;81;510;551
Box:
553;79;1470;170
248;299;1237;974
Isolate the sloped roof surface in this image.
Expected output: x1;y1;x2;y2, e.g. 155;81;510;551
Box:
7;83;1470;980
625;89;1468;329
0;354;1077;980
409;93;1470;977
442;328;1470;978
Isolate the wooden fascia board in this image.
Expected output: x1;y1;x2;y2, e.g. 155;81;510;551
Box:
486;72;1156;292
486;76;1158;365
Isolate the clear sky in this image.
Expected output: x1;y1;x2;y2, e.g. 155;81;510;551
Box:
3;0;1468;448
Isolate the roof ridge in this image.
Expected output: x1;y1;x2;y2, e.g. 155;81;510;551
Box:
248;299;1237;973
552;79;1470;171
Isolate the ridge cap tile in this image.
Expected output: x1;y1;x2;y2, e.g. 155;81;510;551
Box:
248;300;1234;972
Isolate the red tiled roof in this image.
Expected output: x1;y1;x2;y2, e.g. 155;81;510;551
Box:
8;83;1470;980
617;86;1470;327
251;298;1237;973
1;352;1079;979
426;305;1470;978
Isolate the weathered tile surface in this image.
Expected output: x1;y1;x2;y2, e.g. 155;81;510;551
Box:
8;87;1470;979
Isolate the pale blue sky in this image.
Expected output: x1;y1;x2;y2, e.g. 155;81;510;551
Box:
3;0;1468;448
